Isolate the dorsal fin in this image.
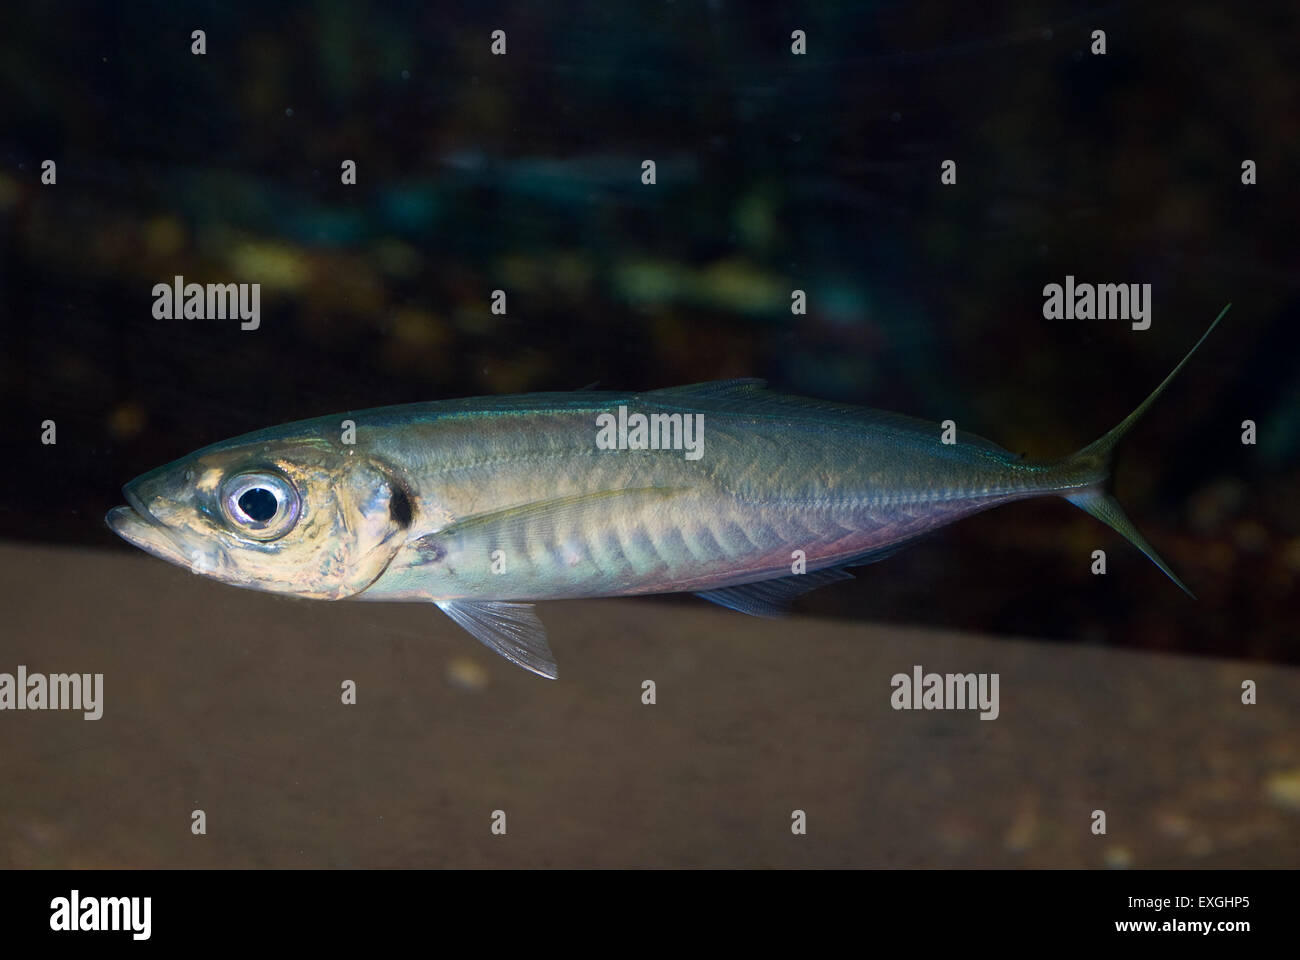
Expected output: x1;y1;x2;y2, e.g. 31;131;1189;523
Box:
645;380;1017;457
645;378;767;401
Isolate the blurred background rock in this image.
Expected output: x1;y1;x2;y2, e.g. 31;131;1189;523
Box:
1;0;1296;661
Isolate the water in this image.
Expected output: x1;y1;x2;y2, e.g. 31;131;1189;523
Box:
0;0;1296;869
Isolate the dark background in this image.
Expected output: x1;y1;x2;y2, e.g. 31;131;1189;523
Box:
1;0;1297;662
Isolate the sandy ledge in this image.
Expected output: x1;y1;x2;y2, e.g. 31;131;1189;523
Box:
0;542;1296;868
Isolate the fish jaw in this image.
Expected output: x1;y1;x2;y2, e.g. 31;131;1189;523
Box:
106;479;226;576
106;503;200;571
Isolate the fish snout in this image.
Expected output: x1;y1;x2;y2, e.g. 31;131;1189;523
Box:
106;469;201;568
122;469;194;528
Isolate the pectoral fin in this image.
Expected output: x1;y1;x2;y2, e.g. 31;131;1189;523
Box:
436;600;558;679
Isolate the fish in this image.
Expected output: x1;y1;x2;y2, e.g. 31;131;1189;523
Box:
107;305;1230;678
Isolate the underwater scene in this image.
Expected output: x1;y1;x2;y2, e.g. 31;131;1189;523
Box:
0;0;1297;881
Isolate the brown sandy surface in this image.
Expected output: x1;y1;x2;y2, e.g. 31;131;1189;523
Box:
1;542;1296;868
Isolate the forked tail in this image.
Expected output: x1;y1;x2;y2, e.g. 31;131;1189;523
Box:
1050;303;1231;598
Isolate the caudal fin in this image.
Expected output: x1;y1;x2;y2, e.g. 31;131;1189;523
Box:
1066;488;1195;597
1053;303;1231;597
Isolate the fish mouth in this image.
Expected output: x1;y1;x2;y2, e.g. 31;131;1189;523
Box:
106;489;190;568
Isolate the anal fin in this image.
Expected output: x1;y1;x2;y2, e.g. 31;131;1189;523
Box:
695;566;855;618
694;538;924;618
436;600;558;678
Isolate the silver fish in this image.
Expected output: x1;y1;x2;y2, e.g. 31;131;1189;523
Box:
107;306;1229;677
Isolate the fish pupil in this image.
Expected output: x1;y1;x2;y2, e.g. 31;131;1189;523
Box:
238;487;279;523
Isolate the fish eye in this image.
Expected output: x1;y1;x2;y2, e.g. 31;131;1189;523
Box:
219;471;300;541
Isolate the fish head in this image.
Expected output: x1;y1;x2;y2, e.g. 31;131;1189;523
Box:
106;434;411;599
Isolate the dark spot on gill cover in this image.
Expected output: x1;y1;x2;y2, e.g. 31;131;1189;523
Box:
389;482;413;529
